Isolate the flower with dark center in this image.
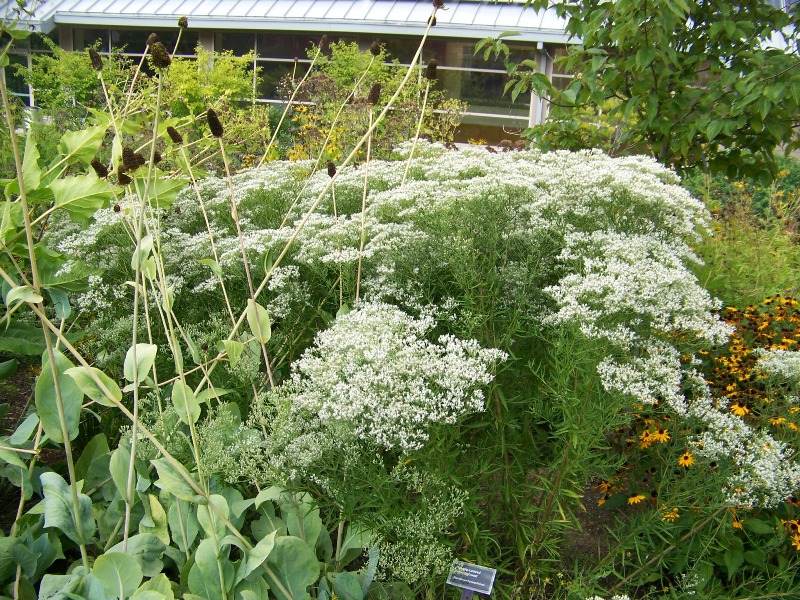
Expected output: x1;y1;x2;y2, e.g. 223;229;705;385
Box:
178;16;188;28
150;42;171;69
367;83;381;105
87;48;103;71
153;150;162;164
424;59;438;80
91;159;108;179
166;126;183;145
146;33;158;47
206;108;224;138
370;41;381;57
118;171;132;186
327;161;336;178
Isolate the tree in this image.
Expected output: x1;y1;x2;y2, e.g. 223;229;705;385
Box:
488;0;800;179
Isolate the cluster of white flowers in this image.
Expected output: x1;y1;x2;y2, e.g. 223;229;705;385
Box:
586;595;631;600
289;301;506;451
544;230;731;346
754;348;800;387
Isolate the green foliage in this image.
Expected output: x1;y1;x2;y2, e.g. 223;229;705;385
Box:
163;45;260;116
492;0;800;179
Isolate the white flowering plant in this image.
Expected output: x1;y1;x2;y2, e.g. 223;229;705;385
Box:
3;8;800;595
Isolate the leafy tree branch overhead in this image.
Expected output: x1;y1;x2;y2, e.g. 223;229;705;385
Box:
481;0;800;179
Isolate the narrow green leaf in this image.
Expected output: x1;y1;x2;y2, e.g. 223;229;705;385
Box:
0;357;18;381
131;235;154;271
22;133;41;192
198;258;223;278
246;299;271;344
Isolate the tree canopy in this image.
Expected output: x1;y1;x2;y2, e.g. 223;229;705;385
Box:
490;0;800;179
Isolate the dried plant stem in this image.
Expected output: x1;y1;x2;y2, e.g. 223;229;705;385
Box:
355;109;373;304
401;79;431;186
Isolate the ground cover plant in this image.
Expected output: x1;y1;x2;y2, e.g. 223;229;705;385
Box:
2;4;800;600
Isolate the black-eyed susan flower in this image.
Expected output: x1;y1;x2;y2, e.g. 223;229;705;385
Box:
651;428;670;443
678;451;694;468
628;493;646;505
662;507;680;522
730;403;750;417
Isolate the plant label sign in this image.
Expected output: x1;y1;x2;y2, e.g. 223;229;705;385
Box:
446;560;496;598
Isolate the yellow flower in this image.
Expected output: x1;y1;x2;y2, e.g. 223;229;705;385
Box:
662;507;680;522
730;403;750;417
769;417;786;426
628;493;646;505
793;535;800;551
651;428;670;443
732;518;744;530
678;451;694;468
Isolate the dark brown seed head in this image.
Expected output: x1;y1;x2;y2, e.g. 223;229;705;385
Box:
88;48;103;71
318;35;329;52
122;147;138;170
146;33;158;47
207;108;224;138
151;42;172;69
428;15;437;26
118;171;132;186
91;159;108;179
134;152;147;169
327;161;336;178
367;82;381;105
514;139;526;151
153;150;162;164
178;16;188;28
498;139;513;151
433;0;445;8
166;126;183;145
370;41;381;57
113;203;121;212
486;145;497;153
424;59;438;80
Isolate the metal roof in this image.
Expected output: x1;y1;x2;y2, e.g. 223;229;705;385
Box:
2;0;570;43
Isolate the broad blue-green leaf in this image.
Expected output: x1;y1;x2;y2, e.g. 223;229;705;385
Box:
263;535;320;600
168;498;200;552
48;289;71;321
4;284;43;307
197;494;229;540
222;340;244;369
195;386;233;404
1;200;22;244
38;571;84;600
337;524;374;568
131;573;174;600
235;530;276;585
198;258;222;278
9;412;38;445
23;134;41;192
41;472;96;545
0;322;46;355
245;299;271;344
188;539;234;600
109;444;133;499
139;495;170;546
172;380;200;425
131;235;154;271
333;571;362;600
235;577;271;600
134;170;188;209
0;536;19;581
92;552;143;598
59;126;105;165
123;343;157;384
0;358;18;381
35;349;84;443
280;493;322;547
50;175;113;223
74;432;110;482
152;458;205;503
65;366;122;408
108;533;166;578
